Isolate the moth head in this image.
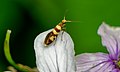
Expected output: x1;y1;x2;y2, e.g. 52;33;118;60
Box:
62;16;72;24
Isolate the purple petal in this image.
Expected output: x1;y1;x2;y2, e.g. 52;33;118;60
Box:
112;69;120;72
76;52;115;72
34;29;76;72
98;22;120;59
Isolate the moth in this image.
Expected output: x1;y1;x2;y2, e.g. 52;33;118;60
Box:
44;16;71;46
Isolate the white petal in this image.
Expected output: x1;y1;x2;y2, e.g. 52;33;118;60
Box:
34;29;76;72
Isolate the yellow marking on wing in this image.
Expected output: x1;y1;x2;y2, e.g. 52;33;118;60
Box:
53;29;59;35
56;25;61;30
49;36;55;41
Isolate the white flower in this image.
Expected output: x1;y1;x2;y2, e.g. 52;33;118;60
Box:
34;29;76;72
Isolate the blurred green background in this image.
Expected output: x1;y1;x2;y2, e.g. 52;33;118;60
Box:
0;0;120;71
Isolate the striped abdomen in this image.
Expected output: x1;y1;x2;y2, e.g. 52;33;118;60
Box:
44;23;64;46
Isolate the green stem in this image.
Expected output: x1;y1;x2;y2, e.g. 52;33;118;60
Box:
4;30;29;72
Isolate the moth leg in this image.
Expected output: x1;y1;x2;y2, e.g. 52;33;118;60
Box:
62;26;66;31
61;31;65;41
62;23;66;28
61;26;66;41
53;36;57;46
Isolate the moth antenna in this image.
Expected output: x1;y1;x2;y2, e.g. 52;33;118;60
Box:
63;9;69;20
63;10;80;23
66;20;80;23
66;20;72;22
63;16;66;20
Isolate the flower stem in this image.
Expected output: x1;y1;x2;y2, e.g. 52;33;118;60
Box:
4;30;29;72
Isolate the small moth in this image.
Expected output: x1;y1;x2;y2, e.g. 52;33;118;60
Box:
44;16;71;46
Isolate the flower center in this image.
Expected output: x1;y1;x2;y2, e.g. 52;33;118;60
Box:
114;60;120;69
117;61;120;68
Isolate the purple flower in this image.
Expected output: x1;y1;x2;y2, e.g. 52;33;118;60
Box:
76;22;120;72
